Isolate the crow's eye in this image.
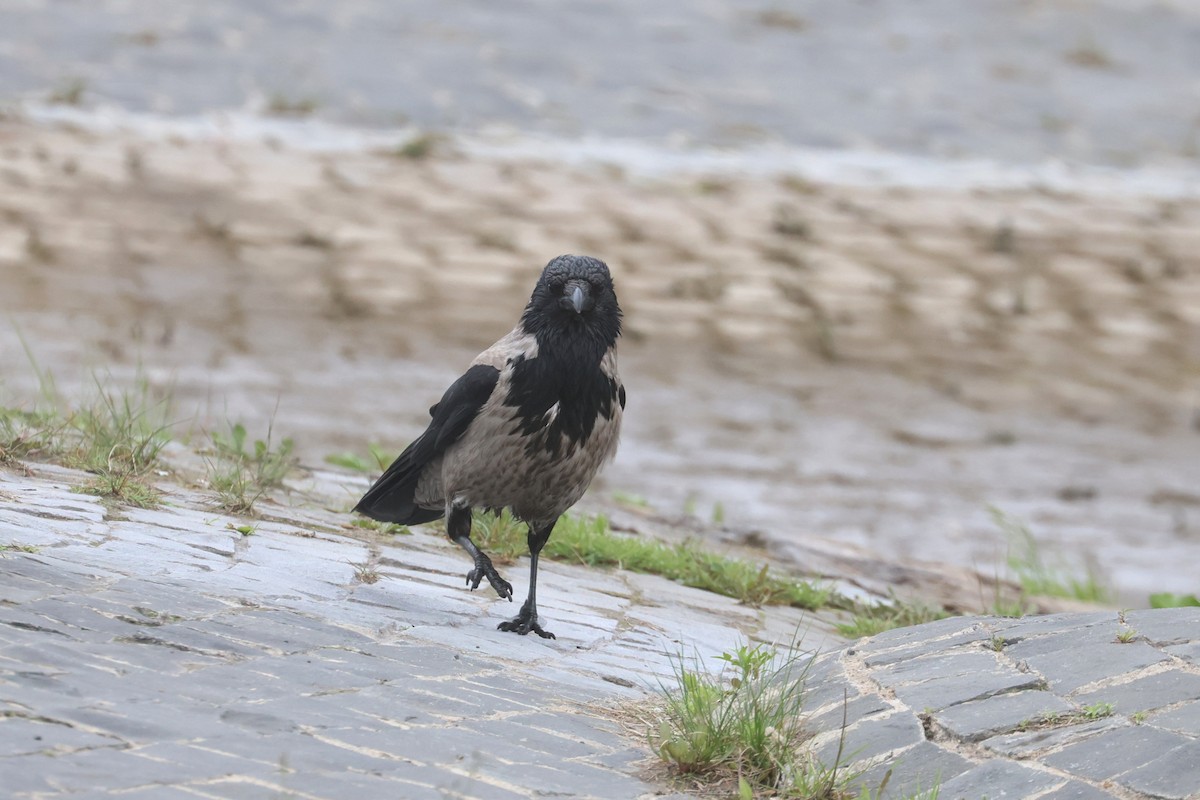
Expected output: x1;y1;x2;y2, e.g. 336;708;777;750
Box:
548;281;565;295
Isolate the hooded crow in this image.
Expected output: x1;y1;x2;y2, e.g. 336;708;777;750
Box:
354;255;625;639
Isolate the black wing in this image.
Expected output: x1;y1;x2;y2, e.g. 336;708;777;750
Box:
353;364;500;524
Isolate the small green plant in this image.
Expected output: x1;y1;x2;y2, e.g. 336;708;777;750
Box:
75;477;161;508
466;511;831;609
351;561;380;584
349;518;410;536
266;93;318;116
612;490;650;508
0;406;65;463
205;421;296;514
226;523;256;537
0;354;173;508
836;595;951;638
65;376;173;507
653;642;813;788
984;635;1008;652
0;543;40;554
990;594;1030;618
49;77;87;105
1115;627;1138;644
1131;711;1148;725
990;507;1109;604
1020;702;1115;732
652;641;910;798
394;132;441;160
324;444;394;473
1150;592;1200;608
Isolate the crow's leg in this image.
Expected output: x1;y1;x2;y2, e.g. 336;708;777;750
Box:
447;504;512;600
498;520;556;639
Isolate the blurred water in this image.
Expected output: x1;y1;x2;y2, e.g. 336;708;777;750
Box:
3;0;1200;169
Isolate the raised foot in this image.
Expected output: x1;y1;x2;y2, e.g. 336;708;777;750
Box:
465;559;512;600
498;612;555;639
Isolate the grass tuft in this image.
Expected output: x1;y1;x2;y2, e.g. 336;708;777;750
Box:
266;93;318;117
653;642;815;789
0;407;65;463
394;132;442;160
651;641;928;798
351;560;380;584
1115;626;1138;644
1150;592;1200;608
48;77;87;105
64;377;173;506
205;421;296;514
324;443;395;473
991;507;1109;604
1020;701;1115;732
3;371;173;506
349;517;411;536
467;511;830;609
835;595;950;638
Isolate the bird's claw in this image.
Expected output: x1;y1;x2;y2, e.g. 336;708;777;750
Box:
465;563;513;600
498;612;555;639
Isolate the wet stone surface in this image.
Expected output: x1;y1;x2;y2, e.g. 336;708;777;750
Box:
2;463;1198;798
804;611;1200;799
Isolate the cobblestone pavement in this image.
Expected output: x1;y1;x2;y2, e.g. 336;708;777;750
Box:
806;611;1200;799
0;461;821;800
3;461;1198;799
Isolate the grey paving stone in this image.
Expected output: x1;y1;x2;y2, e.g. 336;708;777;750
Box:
170;779;301;800
84;787;206;800
936;760;1063;799
934;689;1074;742
804;693;892;734
1037;780;1122;800
872;649;1000;685
1075;668;1200;715
797;653;853;710
852;616;982;653
861;627;993;668
471;717;611;760
853;741;973;799
981;719;1124;759
5;463;1196;800
1042;724;1191;781
1014;641;1170;693
1166;641;1200;665
989;612;1114;643
470;754;651;799
1123;607;1200;646
20;746;277;794
813;711;924;766
1147;698;1200;735
0;714;122;756
1116;739;1200;800
890;666;1042;712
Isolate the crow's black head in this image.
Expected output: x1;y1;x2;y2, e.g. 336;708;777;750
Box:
521;255;622;348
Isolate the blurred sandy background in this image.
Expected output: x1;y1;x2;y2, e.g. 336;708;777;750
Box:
1;0;1198;605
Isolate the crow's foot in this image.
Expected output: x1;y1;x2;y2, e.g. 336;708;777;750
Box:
465;558;512;600
498;610;555;639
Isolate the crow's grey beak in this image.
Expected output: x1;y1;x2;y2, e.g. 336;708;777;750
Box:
569;284;586;314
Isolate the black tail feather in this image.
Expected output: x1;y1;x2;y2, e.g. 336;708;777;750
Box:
353;436;444;525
